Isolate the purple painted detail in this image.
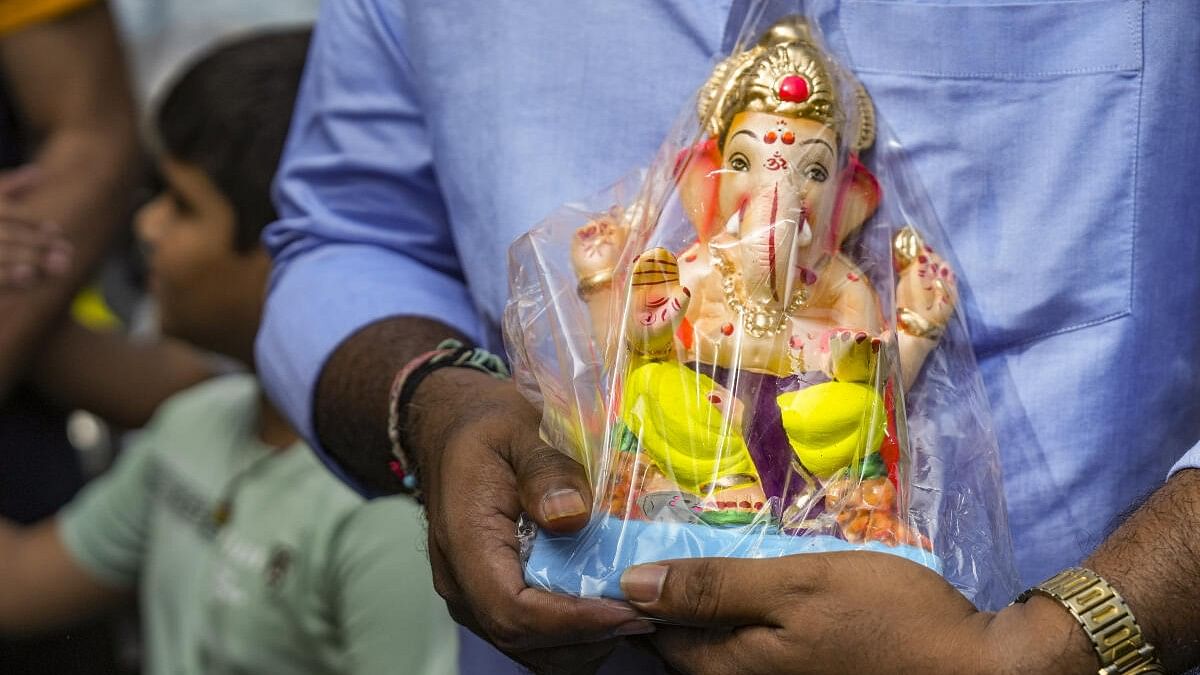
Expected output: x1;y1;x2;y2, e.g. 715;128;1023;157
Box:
700;365;827;513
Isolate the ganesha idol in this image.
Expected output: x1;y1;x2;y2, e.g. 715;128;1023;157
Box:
569;18;956;549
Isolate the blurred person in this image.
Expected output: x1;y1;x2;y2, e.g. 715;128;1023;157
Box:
0;0;138;396
0;0;139;670
0;29;458;674
110;0;319;105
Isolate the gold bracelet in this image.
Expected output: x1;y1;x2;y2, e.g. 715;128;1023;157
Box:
1015;567;1164;675
577;269;614;299
896;307;944;340
892;225;926;271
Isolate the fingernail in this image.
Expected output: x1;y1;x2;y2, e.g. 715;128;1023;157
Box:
542;488;587;521
613;620;656;637
621;564;668;604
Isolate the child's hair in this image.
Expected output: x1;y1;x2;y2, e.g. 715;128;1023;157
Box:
156;28;312;252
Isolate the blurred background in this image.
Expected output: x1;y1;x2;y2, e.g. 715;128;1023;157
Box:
0;2;321;672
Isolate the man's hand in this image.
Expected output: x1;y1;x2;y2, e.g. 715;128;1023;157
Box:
0;3;138;396
405;367;654;673
314;318;654;673
0;214;72;289
0;161;71;288
624;551;1096;675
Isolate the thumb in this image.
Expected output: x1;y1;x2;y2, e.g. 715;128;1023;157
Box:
620;558;786;626
506;431;594;535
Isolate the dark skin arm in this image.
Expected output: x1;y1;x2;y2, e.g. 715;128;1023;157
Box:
31;319;215;429
0;518;125;636
1085;468;1200;673
0;2;139;397
628;469;1200;674
315;316;653;673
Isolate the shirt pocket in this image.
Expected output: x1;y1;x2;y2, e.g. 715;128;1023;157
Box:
841;0;1143;354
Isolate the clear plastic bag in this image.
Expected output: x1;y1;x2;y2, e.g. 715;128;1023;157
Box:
505;3;1019;610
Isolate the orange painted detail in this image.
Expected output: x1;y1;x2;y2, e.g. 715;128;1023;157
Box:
676;317;695;350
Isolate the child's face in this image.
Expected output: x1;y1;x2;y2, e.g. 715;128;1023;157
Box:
135;158;270;362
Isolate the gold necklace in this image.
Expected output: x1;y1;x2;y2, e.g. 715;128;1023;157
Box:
710;245;809;338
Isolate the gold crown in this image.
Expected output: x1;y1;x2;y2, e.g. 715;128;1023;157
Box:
697;17;875;152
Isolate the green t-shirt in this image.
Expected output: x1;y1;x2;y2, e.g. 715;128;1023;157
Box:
59;374;457;675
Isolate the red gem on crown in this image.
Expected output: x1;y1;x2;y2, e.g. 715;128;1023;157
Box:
778;75;810;103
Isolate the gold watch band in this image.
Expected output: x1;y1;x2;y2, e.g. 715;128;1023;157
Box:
1016;567;1164;675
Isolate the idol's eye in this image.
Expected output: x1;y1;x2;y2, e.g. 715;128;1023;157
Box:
803;163;828;182
728;153;750;172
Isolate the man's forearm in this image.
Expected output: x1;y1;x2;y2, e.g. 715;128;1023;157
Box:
0;519;122;635
0;131;138;394
314;315;472;495
1084;469;1200;672
992;469;1200;673
0;3;140;396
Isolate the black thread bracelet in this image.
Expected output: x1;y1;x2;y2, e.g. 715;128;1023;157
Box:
388;339;510;500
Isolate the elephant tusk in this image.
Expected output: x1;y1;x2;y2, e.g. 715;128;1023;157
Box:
796;217;813;247
724;209;741;236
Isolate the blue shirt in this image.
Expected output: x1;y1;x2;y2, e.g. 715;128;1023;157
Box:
259;0;1200;609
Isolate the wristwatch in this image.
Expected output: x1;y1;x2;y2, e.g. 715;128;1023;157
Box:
1016;567;1165;674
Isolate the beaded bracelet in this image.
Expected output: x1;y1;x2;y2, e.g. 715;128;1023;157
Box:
387;339;511;500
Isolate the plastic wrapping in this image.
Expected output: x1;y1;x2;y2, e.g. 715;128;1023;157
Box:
505;5;1019;609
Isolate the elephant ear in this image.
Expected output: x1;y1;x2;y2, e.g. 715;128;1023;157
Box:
848;80;876;153
673;137;725;243
828;153;882;249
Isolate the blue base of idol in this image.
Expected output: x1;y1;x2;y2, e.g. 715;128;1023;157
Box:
524;516;942;600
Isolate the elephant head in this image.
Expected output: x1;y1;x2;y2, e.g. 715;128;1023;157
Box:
676;17;880;321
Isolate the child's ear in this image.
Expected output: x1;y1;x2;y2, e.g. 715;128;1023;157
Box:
675;137;724;243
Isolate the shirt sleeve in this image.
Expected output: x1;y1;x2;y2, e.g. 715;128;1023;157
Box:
1168;439;1200;478
326;497;459;675
57;432;156;589
256;0;485;495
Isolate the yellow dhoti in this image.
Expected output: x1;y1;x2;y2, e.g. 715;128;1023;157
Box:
619;361;757;495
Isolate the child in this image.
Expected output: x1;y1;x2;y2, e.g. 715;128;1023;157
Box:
0;30;457;674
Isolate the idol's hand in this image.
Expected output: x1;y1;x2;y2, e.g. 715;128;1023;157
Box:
626;247;690;357
409;368;653;673
827;329;881;383
894;227;956;331
623;552;1097;675
571;209;628;281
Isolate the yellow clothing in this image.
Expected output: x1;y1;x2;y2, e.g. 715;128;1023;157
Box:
0;0;96;37
620;360;758;494
620;359;886;492
778;381;886;478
